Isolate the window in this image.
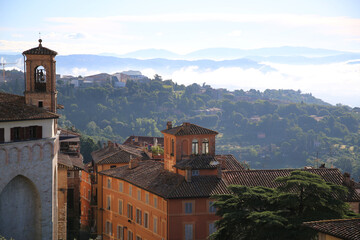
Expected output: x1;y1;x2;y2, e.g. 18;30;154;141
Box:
107;179;111;188
185;202;193;214
209;201;216;213
192;170;199;176
171;139;174;156
145;193;149;204
117;225;124;240
144;212;149;228
192;139;198;154
119;182;123;192
129;186;132;196
88;190;91;200
38;101;43;108
153;217;158;233
154;197;158;208
0;128;4;143
209;222;216;236
106;221;113;236
127;203;133;220
136;236;142;240
28;126;37;139
67;171;74;178
137;189;141;200
127;230;133;240
107;196;111;210
185;224;193;240
110;165;116;168
67;188;74;209
118;200;123;215
12;127;21;141
202;139;209;154
136;208;142;224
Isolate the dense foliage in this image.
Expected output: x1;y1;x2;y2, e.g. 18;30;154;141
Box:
212;171;356;240
1;70;360;175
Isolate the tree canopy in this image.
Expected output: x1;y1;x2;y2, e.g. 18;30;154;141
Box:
212;171;356;240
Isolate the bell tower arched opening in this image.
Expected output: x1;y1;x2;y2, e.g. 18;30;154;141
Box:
34;65;47;92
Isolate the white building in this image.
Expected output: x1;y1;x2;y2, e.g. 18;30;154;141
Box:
0;39;60;240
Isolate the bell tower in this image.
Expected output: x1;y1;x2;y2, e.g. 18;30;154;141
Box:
23;39;58;113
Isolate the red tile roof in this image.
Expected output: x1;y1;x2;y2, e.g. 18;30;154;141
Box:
23;40;57;55
304;218;360;240
167;176;230;199
92;143;150;165
222;168;360;202
216;154;246;171
173;154;245;171
100;161;230;199
161;122;218;136
0;92;59;122
58;153;84;170
123;135;164;147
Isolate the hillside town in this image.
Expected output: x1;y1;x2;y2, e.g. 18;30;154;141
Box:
1;41;360;240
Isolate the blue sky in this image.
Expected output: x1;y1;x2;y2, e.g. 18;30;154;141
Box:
1;0;360;106
1;0;360;54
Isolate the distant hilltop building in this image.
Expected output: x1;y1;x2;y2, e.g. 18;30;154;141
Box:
113;70;149;84
0;39;60;240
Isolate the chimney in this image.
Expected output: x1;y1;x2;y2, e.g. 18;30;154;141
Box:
167;121;172;130
103;142;106;149
134;137;138;143
183;122;190;126
129;157;139;169
108;141;114;148
343;172;355;189
185;167;192;182
217;164;222;179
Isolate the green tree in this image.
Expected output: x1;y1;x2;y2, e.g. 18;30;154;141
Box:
212;171;354;240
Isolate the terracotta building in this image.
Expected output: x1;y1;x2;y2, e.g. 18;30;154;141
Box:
57;128;92;240
95;122;245;240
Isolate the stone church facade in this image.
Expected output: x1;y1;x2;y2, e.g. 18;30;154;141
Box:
0;39;60;240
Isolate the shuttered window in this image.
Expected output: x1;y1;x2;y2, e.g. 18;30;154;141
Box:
0;128;4;143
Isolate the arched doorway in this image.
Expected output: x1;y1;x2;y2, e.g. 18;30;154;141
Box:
0;175;42;240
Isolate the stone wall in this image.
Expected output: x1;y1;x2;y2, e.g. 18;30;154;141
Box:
0;134;59;240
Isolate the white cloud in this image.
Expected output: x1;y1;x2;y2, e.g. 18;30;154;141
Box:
228;30;242;37
170;61;360;107
47;14;360;37
70;67;100;77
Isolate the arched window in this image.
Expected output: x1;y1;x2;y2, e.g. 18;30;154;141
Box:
34;66;46;92
192;139;198;155
202;139;209;154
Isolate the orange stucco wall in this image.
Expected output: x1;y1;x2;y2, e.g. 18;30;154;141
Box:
80;170;92;229
168;198;219;240
97;174;167;240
